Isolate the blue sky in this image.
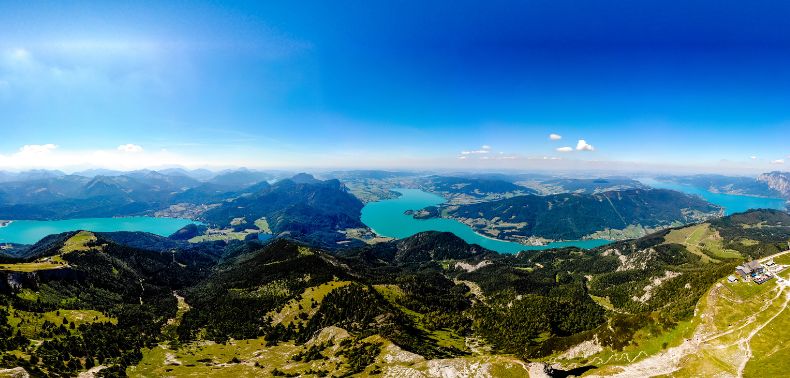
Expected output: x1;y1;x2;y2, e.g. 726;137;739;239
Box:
0;1;788;173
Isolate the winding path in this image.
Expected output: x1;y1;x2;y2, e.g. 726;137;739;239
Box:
587;248;790;378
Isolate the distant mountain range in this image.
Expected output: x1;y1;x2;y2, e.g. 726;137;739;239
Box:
656;173;785;197
1;169;787;249
0;169;290;219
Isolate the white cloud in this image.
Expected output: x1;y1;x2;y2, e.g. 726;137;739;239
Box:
556;146;573;152
117;144;144;153
549;133;562;140
461;149;490;155
481;145;491;150
771;159;785;165
750;156;758;160
19;144;57;154
528;156;561;160
457;155;467;160
576;139;594;151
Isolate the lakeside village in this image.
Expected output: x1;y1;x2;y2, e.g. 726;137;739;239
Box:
0;221;10;250
729;258;787;285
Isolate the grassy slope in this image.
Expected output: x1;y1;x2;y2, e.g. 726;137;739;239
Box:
268;280;351;327
8;308;116;339
578;251;790;376
662;223;742;263
133;279;526;377
0;231;98;271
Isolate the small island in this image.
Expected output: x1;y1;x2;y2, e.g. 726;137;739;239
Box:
0;220;11;228
404;206;440;219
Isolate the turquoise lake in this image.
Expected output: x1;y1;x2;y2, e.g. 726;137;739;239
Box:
639;178;787;215
0;217;198;245
361;188;612;254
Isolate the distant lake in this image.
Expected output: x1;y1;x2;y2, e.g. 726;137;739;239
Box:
0;217;197;245
639;178;787;215
361;188;611;254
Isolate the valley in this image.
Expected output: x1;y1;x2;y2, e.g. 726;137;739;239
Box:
0;169;787;377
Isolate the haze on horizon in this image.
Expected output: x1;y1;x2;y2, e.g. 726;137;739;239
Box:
1;1;788;174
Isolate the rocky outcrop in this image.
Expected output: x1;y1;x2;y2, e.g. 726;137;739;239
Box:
0;268;85;293
757;171;790;198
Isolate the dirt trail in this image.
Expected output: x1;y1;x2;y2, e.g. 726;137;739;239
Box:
166;291;190;326
734;280;790;376
588;249;790;377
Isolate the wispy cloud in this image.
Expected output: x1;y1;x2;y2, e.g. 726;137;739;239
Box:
549;133;562;140
771;159;785;164
0;144;215;170
461;145;492;155
117;144;144;153
19;143;57;154
556;146;573;152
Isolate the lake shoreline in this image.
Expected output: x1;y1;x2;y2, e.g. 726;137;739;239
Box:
638;179;787;215
0;217;197;245
362;188;611;254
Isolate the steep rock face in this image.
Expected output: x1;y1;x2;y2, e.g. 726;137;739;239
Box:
758;171;790;198
0;269;86;293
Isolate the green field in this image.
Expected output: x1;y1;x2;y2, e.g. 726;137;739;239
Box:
254;218;271;233
189;218;272;243
131;338;298;377
0;261;65;272
0;231;100;272
663;224;742;262
60;231;99;253
7;308;116;339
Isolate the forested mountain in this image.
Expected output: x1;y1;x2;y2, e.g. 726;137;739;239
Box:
418;175;537;199
519;177;648;195
0;209;786;376
436;188;722;241
199;175;365;246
